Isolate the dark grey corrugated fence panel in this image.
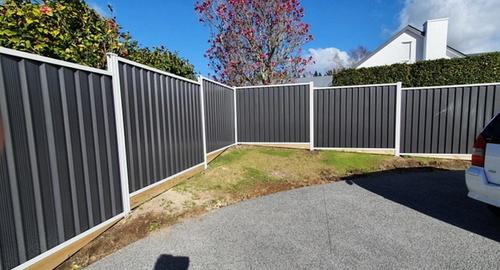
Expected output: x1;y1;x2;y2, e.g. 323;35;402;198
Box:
314;85;397;148
400;84;500;154
118;61;204;194
0;52;123;270
203;79;235;153
236;84;310;143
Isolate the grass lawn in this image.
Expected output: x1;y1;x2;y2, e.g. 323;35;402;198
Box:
59;146;469;270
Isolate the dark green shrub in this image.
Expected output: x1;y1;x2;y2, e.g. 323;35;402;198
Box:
332;53;500;87
0;0;195;79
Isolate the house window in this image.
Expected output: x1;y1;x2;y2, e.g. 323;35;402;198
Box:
402;41;412;63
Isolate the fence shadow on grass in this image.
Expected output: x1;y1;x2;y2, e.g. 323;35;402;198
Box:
153;254;190;270
346;168;500;243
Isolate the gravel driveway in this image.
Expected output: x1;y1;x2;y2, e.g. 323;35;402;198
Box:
87;170;500;270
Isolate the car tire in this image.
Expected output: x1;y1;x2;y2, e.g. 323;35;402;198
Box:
488;205;500;217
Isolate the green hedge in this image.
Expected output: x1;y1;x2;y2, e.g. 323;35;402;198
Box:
332;52;500;87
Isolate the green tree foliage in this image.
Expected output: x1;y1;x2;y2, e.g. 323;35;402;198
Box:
0;0;195;78
333;53;500;87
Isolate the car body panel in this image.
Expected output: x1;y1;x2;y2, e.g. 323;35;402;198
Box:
485;143;500;185
466;166;500;207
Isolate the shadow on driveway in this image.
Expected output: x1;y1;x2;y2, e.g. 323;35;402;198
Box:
153;254;189;270
348;169;500;243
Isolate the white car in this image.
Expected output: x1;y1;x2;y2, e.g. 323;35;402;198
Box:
466;113;500;215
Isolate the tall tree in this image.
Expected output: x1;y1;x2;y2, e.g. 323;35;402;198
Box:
349;46;370;64
195;0;313;86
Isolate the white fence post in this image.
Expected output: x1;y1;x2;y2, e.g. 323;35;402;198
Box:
309;81;314;151
106;53;131;214
394;81;402;157
233;86;238;145
199;76;208;169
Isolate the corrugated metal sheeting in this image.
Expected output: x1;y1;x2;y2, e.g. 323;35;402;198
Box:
203;79;235;153
236;84;310;143
314;84;397;148
118;60;204;194
3;45;500;270
0;53;123;269
400;84;500;154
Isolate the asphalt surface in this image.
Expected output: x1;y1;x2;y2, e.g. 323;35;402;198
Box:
87;170;500;270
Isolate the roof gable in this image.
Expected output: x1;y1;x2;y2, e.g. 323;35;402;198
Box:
353;25;466;68
353;26;423;68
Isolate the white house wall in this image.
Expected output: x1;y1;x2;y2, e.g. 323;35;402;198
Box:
357;31;424;68
423;18;449;60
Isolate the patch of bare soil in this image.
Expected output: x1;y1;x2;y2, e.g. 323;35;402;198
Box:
381;157;469;171
56;189;210;270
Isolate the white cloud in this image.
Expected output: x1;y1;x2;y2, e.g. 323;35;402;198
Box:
399;0;500;54
306;47;351;74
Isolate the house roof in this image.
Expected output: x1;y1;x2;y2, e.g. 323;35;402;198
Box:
353;24;466;68
294;76;332;87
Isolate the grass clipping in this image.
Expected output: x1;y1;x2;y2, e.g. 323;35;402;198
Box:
58;146;469;270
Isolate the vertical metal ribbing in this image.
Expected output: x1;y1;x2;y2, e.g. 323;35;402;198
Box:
170;78;178;173
39;64;65;242
88;74;106;222
166;77;174;176
100;76;117;216
74;71;94;227
193;84;200;164
147;72;157;182
395;82;402;156
121;64;135;193
200;78;236;152
179;81;186;169
154;74;163;179
58;68;80;234
0;58;26;263
309;82;314;151
132;66;143;191
139;70;151;186
199;77;208;169
106;54;130;214
173;79;181;173
19;60;47;253
159;75;168;178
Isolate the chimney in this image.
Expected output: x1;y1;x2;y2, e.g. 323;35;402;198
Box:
423;18;449;60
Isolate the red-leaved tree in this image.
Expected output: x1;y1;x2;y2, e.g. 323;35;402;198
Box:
195;0;313;86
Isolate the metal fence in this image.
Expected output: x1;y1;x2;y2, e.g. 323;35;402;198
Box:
115;57;205;194
202;77;236;153
400;83;500;154
314;83;398;149
235;83;311;144
0;48;124;270
2;45;500;270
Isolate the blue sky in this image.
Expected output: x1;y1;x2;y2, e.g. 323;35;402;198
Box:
89;0;500;76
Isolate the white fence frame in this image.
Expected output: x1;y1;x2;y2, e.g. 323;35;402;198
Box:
199;76;238;157
234;82;314;148
310;82;401;156
396;81;500;159
5;45;496;270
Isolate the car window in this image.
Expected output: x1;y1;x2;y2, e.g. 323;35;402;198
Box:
483;113;500;142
